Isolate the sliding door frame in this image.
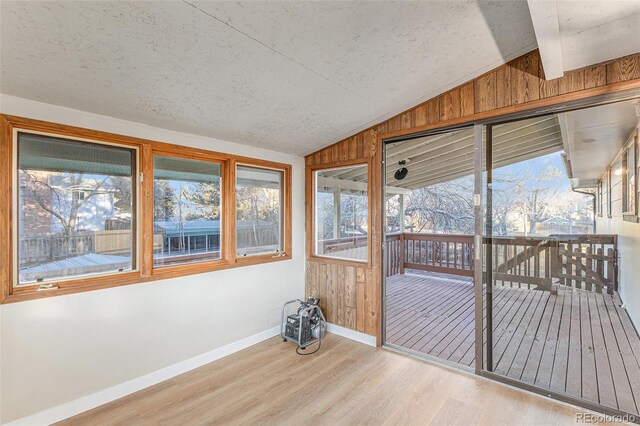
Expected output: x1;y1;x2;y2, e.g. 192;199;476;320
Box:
380;87;640;420
380;123;477;372
473;123;485;374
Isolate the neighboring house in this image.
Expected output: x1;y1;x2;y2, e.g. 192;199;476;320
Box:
20;173;118;236
535;217;594;235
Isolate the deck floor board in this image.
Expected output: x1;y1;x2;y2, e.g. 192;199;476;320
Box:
385;272;640;415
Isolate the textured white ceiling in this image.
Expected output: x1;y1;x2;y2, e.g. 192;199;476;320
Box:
557;0;640;71
0;1;537;155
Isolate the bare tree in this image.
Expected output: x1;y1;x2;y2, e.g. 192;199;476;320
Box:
400;159;592;237
494;163;562;235
237;185;281;246
340;192;367;236
187;181;221;220
21;171;109;236
405;176;474;234
153;180;176;220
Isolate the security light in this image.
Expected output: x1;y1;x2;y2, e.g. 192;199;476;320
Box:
395;160;409;180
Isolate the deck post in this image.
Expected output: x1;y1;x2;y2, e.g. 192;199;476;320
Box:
399;193;406;233
399;233;405;275
333;188;341;239
473;123;486;374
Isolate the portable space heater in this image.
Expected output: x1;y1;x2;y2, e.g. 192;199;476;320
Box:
281;297;326;355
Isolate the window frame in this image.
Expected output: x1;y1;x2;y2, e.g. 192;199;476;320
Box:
150;149;227;275
622;130;639;222
235;163;287;260
597;180;603;217
15;130;141;285
607;168;613;218
310;161;370;265
1;115;292;303
8;123;143;299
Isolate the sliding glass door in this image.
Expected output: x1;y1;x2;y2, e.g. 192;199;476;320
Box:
482;98;640;418
382;126;476;369
381;96;640;418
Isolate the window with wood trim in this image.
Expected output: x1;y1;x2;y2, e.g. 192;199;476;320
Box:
637;131;640;217
236;165;284;257
314;164;368;262
607;168;613;217
624;142;636;215
16;131;138;286
1;115;292;303
153;155;222;267
597;181;603;217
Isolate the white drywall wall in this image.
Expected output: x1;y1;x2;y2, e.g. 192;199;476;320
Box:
0;94;306;423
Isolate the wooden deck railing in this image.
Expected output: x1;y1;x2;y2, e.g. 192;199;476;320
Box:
319;235;368;255
385;232;619;294
490;236;552;289
554;234;617;293
386;233;474;278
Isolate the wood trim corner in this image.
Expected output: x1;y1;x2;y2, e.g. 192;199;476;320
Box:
1;115;13;303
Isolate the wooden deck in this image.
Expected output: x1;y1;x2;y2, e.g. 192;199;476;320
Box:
385;272;640;415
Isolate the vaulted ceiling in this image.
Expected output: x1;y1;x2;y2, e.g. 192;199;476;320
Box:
1;1;637;156
527;0;640;79
0;1;537;155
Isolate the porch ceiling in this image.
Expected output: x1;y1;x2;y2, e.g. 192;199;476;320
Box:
345;115;561;191
560;99;640;189
321;115;564;191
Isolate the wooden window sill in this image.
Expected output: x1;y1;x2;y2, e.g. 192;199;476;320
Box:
151;259;230;278
2;255;293;304
235;253;292;266
4;270;144;304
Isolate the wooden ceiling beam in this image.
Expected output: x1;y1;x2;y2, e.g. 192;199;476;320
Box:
527;0;564;79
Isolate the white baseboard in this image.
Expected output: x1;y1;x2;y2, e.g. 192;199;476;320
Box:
326;322;377;347
6;326;281;426
7;322;375;425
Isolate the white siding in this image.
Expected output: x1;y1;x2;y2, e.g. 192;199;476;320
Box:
596;126;640;330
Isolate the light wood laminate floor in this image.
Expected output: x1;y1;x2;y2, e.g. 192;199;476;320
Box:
58;334;602;425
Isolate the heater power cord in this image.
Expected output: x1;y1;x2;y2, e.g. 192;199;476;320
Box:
295;322;323;356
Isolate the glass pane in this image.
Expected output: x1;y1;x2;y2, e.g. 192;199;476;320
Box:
483;98;640;417
17;132;135;285
315;164;368;261
153;156;222;266
385;194;401;233
382;127;475;366
627;144;636;213
236;165;283;256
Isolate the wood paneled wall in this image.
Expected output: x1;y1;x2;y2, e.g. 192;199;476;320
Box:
306;262;375;332
305;128;381;336
306;49;640;342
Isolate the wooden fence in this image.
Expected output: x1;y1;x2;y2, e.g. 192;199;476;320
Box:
19;233;95;266
20;226;279;266
386;232;618;294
